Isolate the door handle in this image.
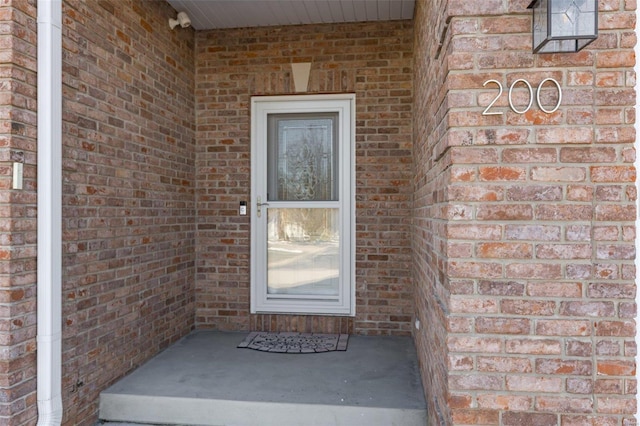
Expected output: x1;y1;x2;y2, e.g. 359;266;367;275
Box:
256;196;269;217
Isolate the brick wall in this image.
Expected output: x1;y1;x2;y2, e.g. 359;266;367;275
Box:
60;1;196;424
412;0;455;423
413;0;637;424
0;0;634;424
0;1;38;424
195;21;414;335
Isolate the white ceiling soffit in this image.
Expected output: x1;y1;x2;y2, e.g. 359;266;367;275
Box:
166;0;415;30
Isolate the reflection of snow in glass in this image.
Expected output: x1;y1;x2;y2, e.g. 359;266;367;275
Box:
268;247;303;254
267;239;340;296
267;207;340;297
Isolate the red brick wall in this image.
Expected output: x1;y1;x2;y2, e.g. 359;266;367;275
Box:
0;0;635;424
413;0;637;424
412;0;454;423
195;21;415;335
60;1;196;424
0;1;38;424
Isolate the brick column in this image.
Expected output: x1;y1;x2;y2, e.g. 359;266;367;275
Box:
413;0;637;424
0;1;38;424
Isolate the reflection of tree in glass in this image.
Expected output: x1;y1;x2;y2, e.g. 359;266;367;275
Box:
275;117;335;201
277;209;337;242
280;132;319;200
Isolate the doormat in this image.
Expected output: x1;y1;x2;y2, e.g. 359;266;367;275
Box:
238;332;349;353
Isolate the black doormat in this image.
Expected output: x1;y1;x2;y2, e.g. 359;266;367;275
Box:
238;331;349;353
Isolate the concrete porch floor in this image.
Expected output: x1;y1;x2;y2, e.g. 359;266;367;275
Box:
99;330;427;426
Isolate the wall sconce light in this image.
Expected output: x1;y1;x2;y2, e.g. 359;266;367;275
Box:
169;11;192;30
528;0;598;53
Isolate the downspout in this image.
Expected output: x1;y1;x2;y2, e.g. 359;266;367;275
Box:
36;0;63;424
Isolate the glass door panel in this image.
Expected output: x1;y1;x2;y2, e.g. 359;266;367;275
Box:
268;113;338;202
267;208;339;297
266;113;339;299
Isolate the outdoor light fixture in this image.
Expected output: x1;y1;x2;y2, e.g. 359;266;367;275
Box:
528;0;598;53
169;11;192;30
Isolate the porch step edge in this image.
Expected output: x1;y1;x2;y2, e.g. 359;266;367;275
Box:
99;393;427;426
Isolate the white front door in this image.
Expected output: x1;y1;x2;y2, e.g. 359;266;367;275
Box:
250;94;355;315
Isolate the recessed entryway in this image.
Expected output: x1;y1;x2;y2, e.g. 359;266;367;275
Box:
99;331;427;425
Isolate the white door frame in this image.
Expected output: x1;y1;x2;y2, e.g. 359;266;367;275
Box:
250;94;356;316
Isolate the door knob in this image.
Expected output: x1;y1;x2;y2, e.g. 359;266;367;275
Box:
256;196;269;217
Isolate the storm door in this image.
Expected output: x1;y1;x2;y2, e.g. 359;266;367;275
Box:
250;95;355;315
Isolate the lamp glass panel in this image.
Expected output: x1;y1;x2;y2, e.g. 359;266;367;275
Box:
532;0;549;50
531;0;597;53
550;0;596;38
538;39;578;53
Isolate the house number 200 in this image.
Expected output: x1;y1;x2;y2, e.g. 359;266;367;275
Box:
482;78;562;116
